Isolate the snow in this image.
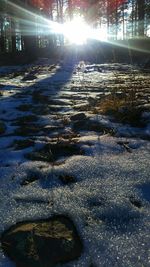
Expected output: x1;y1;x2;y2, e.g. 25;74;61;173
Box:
0;59;150;267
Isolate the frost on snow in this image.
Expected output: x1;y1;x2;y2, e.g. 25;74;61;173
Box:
0;59;150;267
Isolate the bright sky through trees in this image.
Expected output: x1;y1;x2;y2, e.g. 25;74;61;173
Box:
0;0;150;53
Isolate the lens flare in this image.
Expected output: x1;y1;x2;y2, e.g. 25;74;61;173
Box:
57;15;108;45
62;16;90;45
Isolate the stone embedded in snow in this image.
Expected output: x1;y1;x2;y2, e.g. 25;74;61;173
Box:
70;113;86;121
21;174;39;186
129;196;142;208
59;174;76;185
0;121;6;134
22;74;37;81
1;215;83;267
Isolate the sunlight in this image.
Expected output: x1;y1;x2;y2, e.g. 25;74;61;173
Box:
90;27;108;42
62;16;90;45
59;16;108;45
8;1;108;44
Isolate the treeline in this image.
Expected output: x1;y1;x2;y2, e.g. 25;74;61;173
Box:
0;0;150;54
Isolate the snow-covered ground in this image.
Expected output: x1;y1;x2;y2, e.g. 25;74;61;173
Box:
0;58;150;267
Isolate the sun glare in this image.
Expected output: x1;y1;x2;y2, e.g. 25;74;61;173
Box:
63;16;90;45
62;16;108;44
50;15;108;45
90;28;108;42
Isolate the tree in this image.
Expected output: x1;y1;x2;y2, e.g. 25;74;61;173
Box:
137;0;145;36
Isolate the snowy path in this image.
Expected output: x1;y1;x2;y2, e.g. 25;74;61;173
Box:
0;60;150;267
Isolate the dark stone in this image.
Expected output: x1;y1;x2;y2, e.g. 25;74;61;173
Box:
21;174;39;186
1;215;83;267
22;74;37;81
70;113;86;121
59;174;76;185
129;196;142;208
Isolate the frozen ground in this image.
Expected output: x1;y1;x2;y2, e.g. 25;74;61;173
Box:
0;58;150;267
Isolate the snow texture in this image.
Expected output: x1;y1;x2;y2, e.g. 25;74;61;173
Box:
0;58;150;267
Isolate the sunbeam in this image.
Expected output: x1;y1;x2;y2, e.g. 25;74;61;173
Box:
6;0;61;35
4;0;150;55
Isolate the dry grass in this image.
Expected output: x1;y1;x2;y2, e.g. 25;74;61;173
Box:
95;92;145;127
96;96;126;115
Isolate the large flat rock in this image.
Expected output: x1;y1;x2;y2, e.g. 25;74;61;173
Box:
1;215;83;267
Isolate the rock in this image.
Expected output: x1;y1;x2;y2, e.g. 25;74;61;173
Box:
0;121;6;135
59;174;76;185
70;113;86;121
21;174;39;186
129;196;142;208
22;74;37;81
1;215;83;267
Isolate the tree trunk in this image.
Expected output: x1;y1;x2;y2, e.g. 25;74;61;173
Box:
137;0;145;37
11;19;16;52
0;20;5;52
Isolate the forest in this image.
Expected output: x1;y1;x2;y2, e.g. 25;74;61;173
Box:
0;0;150;56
